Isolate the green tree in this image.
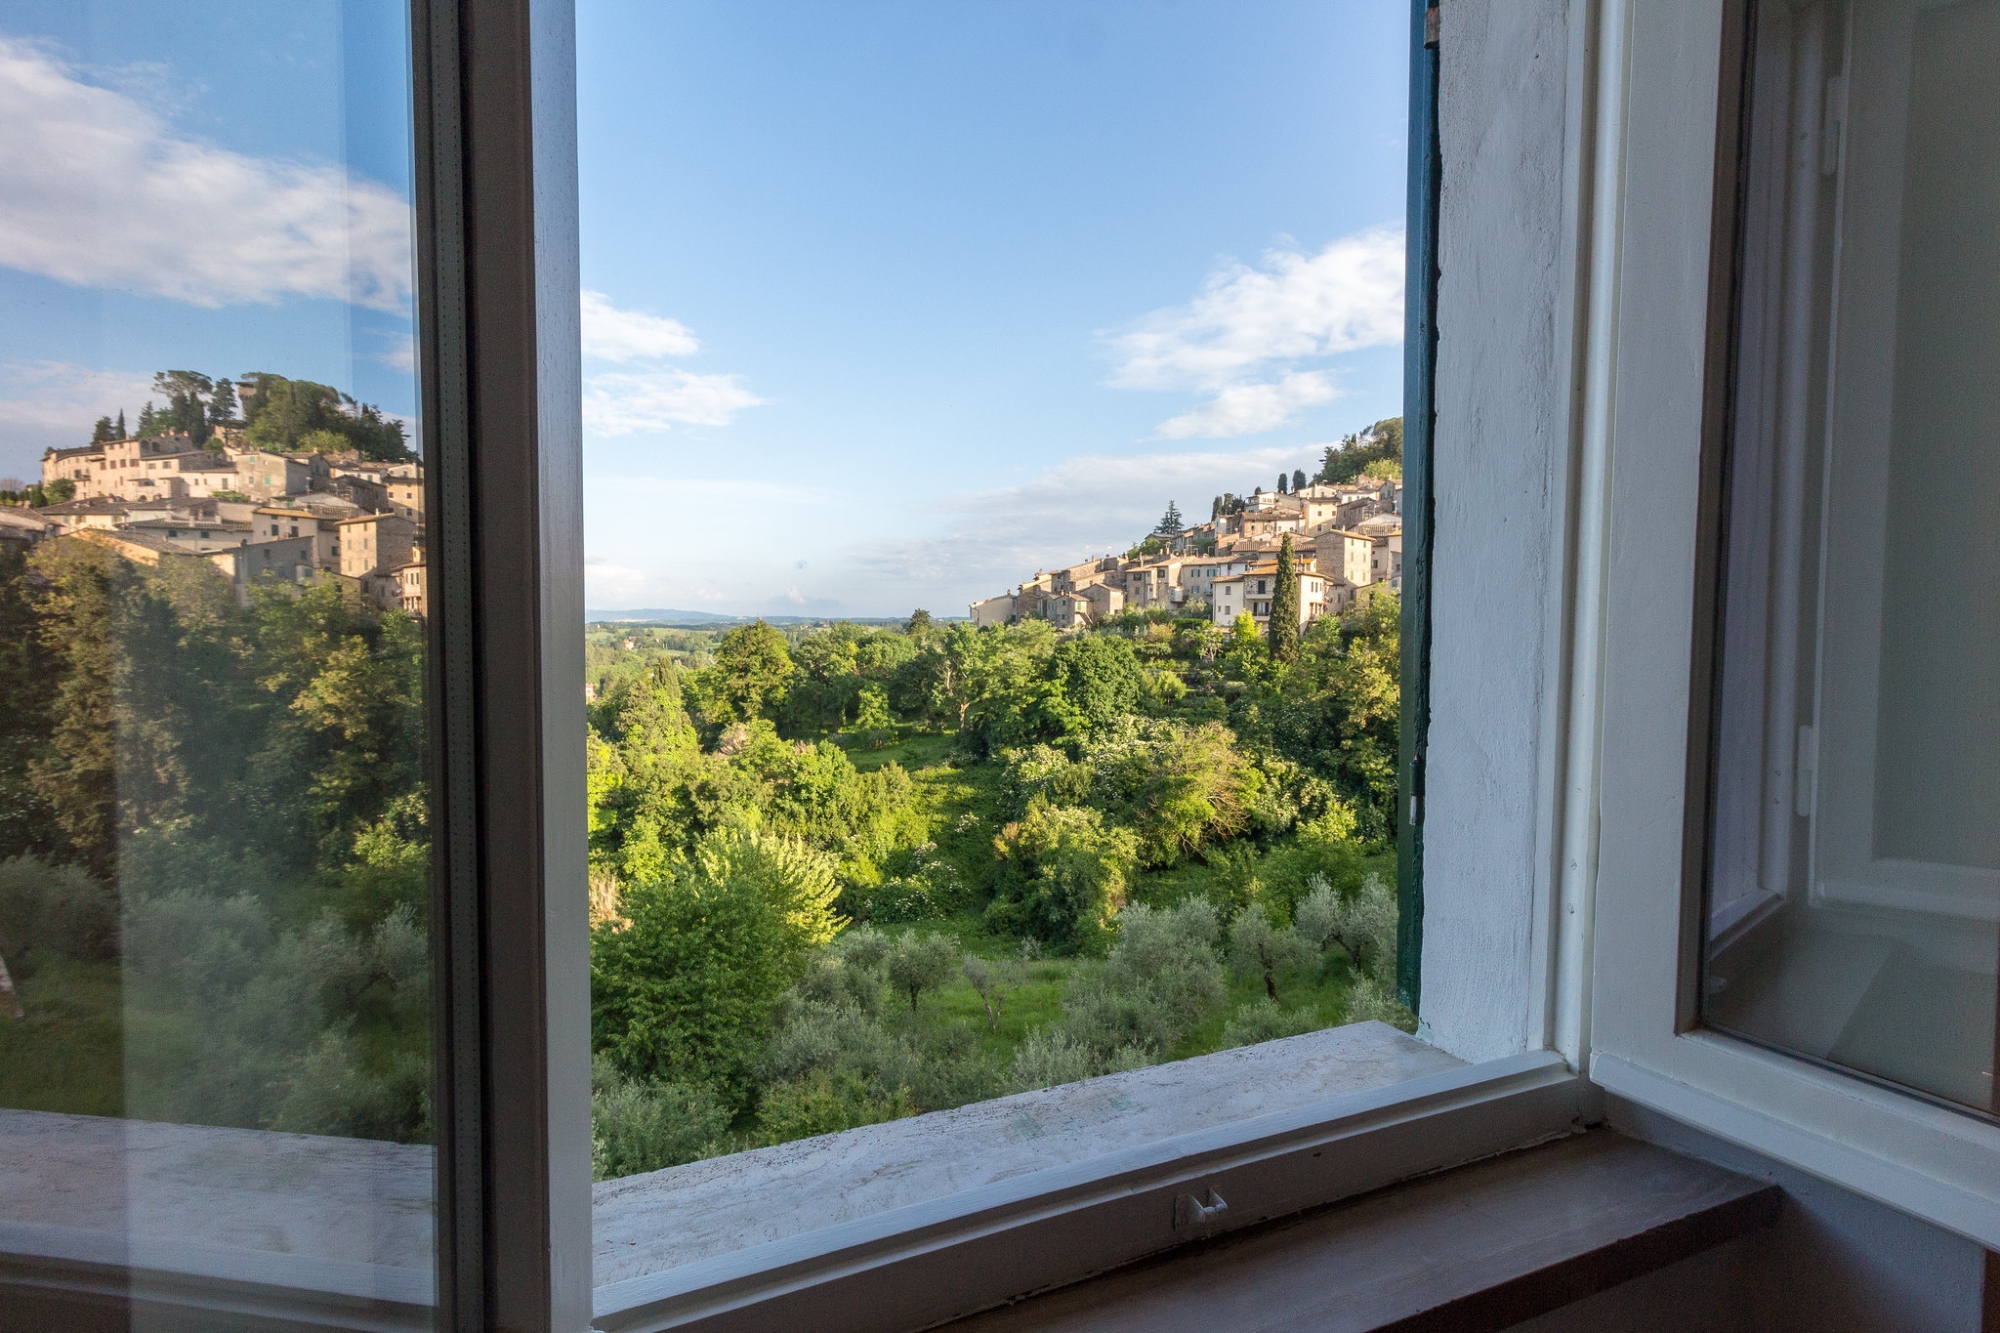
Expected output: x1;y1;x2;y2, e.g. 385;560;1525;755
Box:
1228;904;1315;1001
154;371;214;443
884;930;957;1010
115;409;127;439
208;377;239;424
240;373;412;461
1277;473;1289;495
90;416;116;444
904;608;933;638
591;827;840;1103
987;803;1138;948
699;620;795;723
1155;501;1184;534
1267;535;1300;663
1317;417;1403;485
44;478;74;503
22;539;122;876
1292;468;1308;492
1050;634;1142;733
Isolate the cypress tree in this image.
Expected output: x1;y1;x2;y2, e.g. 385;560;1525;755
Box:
1293;468;1307;492
1267;535;1300;663
115;409;127;440
1277;473;1289;494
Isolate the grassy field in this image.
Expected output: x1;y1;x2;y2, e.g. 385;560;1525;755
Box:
0;958;124;1117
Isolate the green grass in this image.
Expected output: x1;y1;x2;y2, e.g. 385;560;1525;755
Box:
0;957;125;1116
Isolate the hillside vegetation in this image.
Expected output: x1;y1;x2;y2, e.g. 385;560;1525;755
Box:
583;595;1407;1179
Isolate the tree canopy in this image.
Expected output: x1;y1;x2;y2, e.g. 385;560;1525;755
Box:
1316;417;1402;486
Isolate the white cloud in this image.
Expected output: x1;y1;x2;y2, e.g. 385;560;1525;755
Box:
845;444;1301;591
577;291;761;436
1106;228;1402;439
373;330;416;373
581;289;700;361
1152;370;1341;440
0;37;412;311
583;369;766;435
584;554;652;599
0;360;155;473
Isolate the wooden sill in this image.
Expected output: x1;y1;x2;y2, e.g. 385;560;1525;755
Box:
945;1130;1778;1332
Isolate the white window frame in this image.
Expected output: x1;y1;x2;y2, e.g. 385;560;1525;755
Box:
1579;0;2000;1250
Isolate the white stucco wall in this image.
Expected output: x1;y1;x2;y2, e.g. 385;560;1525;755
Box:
1420;0;1575;1062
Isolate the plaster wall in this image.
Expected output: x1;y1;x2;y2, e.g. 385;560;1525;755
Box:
1420;0;1575;1060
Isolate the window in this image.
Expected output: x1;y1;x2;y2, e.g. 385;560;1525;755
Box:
1695;0;2000;1115
0;1;438;1325
572;2;1492;1320
2;1;1684;1327
1586;0;2000;1246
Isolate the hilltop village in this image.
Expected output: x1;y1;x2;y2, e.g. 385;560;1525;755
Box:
972;468;1401;633
0;375;425;616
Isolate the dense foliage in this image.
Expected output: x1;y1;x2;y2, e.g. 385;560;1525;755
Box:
0;540;431;1139
584;588;1409;1178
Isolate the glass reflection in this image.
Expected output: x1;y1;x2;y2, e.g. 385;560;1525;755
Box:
0;2;434;1322
1702;0;2000;1113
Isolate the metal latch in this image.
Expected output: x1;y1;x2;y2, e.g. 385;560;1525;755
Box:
1173;1188;1229;1231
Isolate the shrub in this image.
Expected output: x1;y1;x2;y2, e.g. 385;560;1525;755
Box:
986;803;1138;949
1053;901;1226;1061
591;827;842;1105
1343;974;1417;1033
0;855;117;977
756;1068;915;1143
1082;720;1260;867
590;1057;731;1180
1220;997;1324;1048
1005;1028;1097;1092
998;744;1091;816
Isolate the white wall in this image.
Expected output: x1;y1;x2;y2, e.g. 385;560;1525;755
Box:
1420;0;1575;1061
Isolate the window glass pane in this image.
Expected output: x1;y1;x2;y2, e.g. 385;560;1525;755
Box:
1702;0;2000;1114
0;2;435;1323
579;0;1422;1288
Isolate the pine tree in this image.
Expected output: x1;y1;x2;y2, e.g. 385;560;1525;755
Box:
1154;500;1184;534
209;378;238;424
89;416;115;444
136;402;157;437
1267;535;1300;663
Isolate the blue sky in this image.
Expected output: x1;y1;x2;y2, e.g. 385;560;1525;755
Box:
0;2;1407;618
0;0;417;480
578;1;1408;616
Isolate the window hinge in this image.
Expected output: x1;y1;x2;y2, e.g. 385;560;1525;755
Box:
1425;6;1442;49
1173;1188;1229;1231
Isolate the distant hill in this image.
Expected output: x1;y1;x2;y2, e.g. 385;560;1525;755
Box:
585;609;937;628
586;608;739;625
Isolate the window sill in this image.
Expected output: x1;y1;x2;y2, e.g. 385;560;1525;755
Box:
593;1034;1585;1333
940;1129;1776;1332
595;1021;1461;1286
